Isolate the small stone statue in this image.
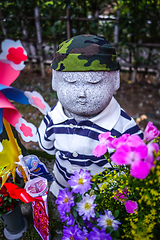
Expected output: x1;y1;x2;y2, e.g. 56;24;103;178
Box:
38;35;143;197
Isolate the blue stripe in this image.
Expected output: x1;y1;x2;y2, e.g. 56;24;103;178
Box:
51;103;57;111
124;125;141;135
111;128;122;137
58;151;108;167
138;132;144;139
55;160;73;181
121;110;131;120
55;178;67;189
37;131;55;152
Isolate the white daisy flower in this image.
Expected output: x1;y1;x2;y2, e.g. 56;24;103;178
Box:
77;194;96;221
97;209;121;230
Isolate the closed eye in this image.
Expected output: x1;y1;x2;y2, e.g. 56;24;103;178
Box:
87;78;102;84
63;78;76;83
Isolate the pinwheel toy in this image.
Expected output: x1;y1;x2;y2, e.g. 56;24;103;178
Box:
0;39;50;185
0;39;51;240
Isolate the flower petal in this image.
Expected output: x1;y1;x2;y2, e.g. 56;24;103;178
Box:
130;160;150;179
93;144;107;157
144;122;160;142
125;200;138;213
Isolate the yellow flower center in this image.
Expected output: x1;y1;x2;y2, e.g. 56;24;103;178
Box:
85;202;91;210
64;197;69;203
78;178;84;185
70;236;74;240
106;219;113;226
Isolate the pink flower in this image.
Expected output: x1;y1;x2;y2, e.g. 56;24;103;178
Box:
111;144;148;166
114;188;128;201
144;142;159;168
130;160;150;179
127;134;146;150
125;200;138;213
93;132;112;157
110;134;130;149
144;122;159;142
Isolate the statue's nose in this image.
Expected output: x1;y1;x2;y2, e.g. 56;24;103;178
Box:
78;88;86;98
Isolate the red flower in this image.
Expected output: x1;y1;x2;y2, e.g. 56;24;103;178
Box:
0;176;18;214
6;47;27;64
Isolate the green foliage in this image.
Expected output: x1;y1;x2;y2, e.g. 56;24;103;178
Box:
0;0;160;49
117;0;160;43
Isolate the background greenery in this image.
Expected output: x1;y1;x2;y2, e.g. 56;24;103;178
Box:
0;0;160;44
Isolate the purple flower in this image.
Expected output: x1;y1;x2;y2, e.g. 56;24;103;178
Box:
88;227;112;240
125;200;138;213
77;194;96;221
144;122;159;142
83;218;97;229
68;169;92;194
55;188;75;214
76;227;89;240
62;225;81;240
60;210;75;226
97;209;121;230
93;132;113;157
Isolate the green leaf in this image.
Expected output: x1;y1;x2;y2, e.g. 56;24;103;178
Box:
72;208;78;218
78;216;85;226
105;226;114;233
111;230;120;238
114;209;119;218
95;211;99;218
76;195;82;202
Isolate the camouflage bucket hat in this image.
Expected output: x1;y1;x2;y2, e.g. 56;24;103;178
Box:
51;34;120;72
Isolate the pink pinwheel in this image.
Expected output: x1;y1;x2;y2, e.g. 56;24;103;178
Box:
0;39;27;86
0;39;50;142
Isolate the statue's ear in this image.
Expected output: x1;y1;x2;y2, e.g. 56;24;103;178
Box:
52;69;57;91
113;70;120;92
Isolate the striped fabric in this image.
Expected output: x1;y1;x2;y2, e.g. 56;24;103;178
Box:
38;97;143;197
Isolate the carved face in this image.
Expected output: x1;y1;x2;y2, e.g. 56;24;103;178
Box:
52;70;120;119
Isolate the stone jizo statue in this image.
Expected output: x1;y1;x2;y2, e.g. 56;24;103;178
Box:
38;35;143;197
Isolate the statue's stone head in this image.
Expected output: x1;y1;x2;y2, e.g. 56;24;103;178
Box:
51;34;120;121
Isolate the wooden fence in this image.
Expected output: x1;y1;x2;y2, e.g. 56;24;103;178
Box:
0;6;160;84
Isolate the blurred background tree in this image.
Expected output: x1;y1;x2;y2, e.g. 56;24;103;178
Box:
0;0;160;44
